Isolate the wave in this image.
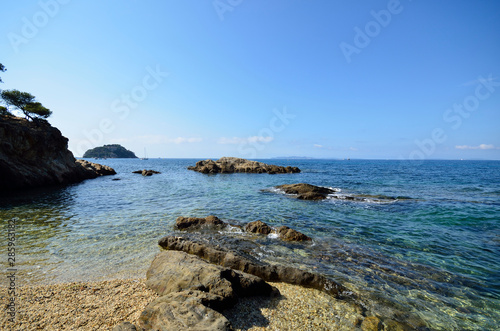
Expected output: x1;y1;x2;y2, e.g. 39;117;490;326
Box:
327;193;412;204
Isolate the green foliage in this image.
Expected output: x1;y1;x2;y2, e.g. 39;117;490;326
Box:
0;105;11;116
0;63;5;83
83;144;138;158
0;89;51;121
25;102;52;118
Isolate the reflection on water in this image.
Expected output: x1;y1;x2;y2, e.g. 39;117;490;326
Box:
0;159;499;330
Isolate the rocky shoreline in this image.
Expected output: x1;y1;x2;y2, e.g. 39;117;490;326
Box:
106;215;419;330
0;116;116;191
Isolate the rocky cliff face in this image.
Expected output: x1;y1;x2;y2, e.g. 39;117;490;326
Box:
0;116;115;191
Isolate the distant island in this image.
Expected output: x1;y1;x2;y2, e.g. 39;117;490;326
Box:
83;144;137;158
271;156;316;160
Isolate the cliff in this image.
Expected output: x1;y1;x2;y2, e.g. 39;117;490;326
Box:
83;144;137;158
0;116;116;192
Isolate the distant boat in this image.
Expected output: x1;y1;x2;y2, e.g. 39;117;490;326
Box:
141;148;148;160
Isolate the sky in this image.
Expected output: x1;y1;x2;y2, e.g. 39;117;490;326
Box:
1;0;499;159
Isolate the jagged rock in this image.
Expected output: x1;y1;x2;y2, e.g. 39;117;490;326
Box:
158;235;348;299
139;290;232;331
175;215;227;230
142;250;277;330
278;226;311;241
0;116;116;191
132;169;161;176
275;183;335;200
76;159;116;176
245;220;272;235
146;250;276;300
244;220;309;241
112;321;137;331
188;157;300;174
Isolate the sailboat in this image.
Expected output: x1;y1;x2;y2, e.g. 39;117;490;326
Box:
141;148;148;160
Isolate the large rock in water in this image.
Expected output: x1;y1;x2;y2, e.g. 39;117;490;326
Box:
0;116;115;191
275;183;336;200
188;157;300;174
158;235;348;299
175;215;227;231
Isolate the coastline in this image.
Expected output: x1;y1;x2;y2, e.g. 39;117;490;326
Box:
0;278;364;330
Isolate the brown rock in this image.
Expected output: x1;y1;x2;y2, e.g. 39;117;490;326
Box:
146;250;276;300
76;159;116;176
139;291;232;331
131;169;161;176
188;157;300;174
158;235;348;299
245;220;272;235
175;215;226;230
278;226;311;241
361;316;382;331
275;183;335;200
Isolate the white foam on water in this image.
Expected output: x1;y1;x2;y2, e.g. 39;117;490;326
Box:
267;232;279;239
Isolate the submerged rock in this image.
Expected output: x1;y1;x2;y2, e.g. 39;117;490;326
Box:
158;235;348;299
275;183;335;200
278;226;312;241
188;157;300;174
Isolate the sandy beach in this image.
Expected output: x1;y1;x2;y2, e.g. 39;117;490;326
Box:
1;278;364;330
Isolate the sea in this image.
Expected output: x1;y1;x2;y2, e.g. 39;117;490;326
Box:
1;159;499;330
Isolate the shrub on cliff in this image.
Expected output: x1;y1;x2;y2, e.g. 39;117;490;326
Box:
0;106;11;117
1;89;52;121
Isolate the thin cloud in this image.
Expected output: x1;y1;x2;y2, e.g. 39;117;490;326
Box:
455;144;497;150
114;135;202;144
313;144;323;148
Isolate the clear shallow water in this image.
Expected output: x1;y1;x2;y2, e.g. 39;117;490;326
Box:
1;159;499;330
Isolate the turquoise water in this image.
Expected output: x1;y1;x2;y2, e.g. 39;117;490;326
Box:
1;159;499;330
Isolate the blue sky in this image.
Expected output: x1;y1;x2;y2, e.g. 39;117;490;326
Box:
1;0;499;159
